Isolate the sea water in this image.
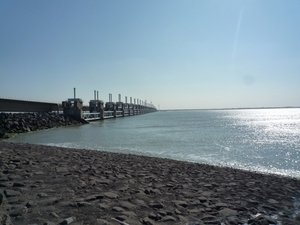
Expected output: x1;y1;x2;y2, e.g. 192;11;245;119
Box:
4;108;300;178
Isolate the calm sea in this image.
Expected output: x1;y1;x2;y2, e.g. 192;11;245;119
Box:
4;108;300;178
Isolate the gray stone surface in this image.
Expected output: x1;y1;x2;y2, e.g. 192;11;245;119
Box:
0;142;300;225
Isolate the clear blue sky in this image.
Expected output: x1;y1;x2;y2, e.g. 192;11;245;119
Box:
1;0;299;109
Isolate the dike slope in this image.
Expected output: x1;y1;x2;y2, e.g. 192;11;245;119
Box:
0;142;300;225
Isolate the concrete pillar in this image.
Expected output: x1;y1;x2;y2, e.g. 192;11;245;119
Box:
89;100;104;119
62;98;83;120
99;102;104;120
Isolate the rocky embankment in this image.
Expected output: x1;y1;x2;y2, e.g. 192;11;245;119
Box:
0;112;83;138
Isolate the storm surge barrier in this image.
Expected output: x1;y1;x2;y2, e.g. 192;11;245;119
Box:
1;89;157;122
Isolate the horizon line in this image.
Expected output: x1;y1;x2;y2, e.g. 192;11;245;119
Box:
160;106;300;111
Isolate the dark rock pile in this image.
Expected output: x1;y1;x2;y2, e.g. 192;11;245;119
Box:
0;112;83;138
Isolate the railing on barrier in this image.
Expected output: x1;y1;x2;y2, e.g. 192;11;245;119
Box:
83;112;101;121
115;110;123;117
124;109;129;116
104;111;114;119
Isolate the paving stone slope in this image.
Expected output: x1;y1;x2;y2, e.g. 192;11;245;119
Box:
0;142;300;225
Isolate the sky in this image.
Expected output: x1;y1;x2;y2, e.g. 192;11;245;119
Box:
1;0;299;110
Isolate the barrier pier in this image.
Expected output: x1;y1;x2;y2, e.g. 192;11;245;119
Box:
62;89;157;122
